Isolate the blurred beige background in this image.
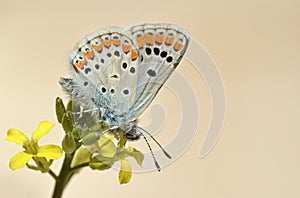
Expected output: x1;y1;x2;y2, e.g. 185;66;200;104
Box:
1;0;300;197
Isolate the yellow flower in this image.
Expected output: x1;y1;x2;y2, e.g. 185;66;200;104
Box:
6;120;63;170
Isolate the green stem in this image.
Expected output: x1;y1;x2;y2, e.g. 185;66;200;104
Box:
51;153;74;198
48;169;58;180
69;163;89;173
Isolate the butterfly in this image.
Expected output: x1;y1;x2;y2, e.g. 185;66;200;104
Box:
60;23;190;170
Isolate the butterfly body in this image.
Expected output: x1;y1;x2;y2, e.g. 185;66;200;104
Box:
60;23;190;141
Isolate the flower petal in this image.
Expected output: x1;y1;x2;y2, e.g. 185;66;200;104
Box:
118;159;132;184
6;128;30;145
32;121;54;142
36;144;63;160
9;151;33;170
125;147;144;167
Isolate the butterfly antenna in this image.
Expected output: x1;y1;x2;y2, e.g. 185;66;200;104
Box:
137;129;161;171
138;127;172;159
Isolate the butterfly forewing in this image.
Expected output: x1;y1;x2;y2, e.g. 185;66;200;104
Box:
60;27;141;123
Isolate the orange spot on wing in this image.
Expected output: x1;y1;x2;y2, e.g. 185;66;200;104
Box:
155;34;164;44
84;51;94;59
174;41;183;51
122;44;131;54
136;36;144;48
74;59;87;69
144;33;155;45
112;39;121;46
131;50;138;61
102;40;111;48
165;36;174;45
92;44;102;52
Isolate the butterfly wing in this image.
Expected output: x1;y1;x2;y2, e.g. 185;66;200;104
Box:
125;23;190;120
60;27;142;125
60;23;190;126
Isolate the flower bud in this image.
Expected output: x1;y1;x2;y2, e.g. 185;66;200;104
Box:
62;133;75;154
55;97;66;123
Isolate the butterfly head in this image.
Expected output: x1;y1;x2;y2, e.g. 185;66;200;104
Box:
120;121;140;141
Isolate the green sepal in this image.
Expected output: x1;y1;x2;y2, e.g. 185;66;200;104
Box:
89;156;113;170
71;146;91;168
71;128;80;141
118;159;132;184
61;113;73;133
32;156;51;173
55;97;66;123
62;133;75;154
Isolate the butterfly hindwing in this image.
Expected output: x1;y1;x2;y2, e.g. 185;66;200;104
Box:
126;23;190;120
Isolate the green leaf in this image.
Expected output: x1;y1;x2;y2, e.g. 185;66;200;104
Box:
71;146;91;168
62;133;75;154
125;147;144;167
61;113;73;133
89;157;113;170
118;159;132;184
55;97;66;123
